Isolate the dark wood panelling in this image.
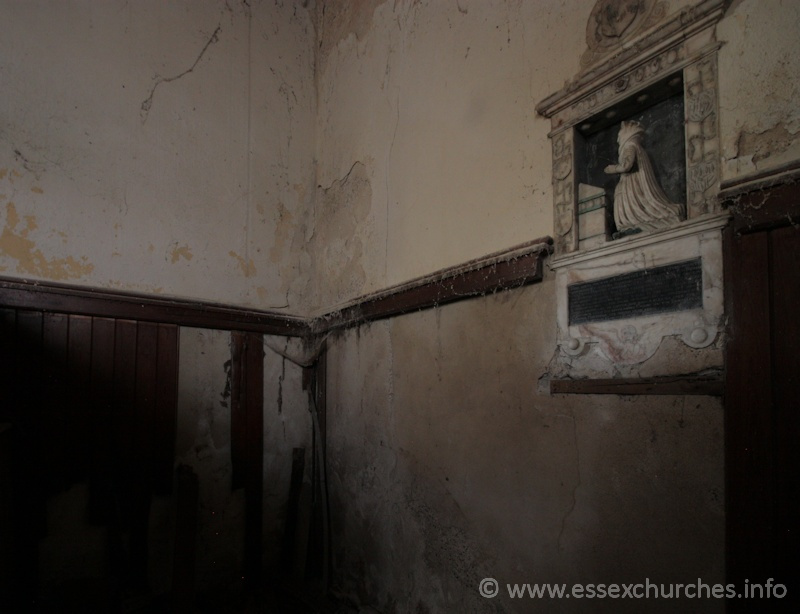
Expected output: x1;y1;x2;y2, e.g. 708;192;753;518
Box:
551;374;724;396
768;225;800;589
725;231;773;590
172;465;199;614
42;313;69;488
230;332;246;491
114;320;138;476
68;316;93;480
88;317;116;524
0;309;16;421
230;331;265;588
244;332;264;589
154;324;179;495
725;175;800;607
0;306;183;601
135;322;159;473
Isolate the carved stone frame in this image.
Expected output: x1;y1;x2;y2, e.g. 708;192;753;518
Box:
537;0;727;256
537;0;730;377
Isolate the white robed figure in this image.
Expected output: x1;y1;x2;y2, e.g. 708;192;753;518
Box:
604;120;684;234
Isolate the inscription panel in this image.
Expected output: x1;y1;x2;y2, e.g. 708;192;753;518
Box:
568;258;702;325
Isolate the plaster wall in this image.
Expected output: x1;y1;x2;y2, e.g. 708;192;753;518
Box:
326;280;724;613
718;0;800;180
0;0;316;311
311;0;800;311
314;0;796;611
311;0;584;310
5;0;799;608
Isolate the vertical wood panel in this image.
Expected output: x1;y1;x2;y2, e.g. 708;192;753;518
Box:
0;303;186;598
230;332;246;490
725;231;773;589
114;321;138;472
0;308;19;603
42;313;69;489
769;225;800;583
0;309;16;422
88;317;116;524
12;310;43;602
130;322;158;583
67;315;93;479
172;465;199;613
135;322;159;470
243;332;264;588
154;324;179;495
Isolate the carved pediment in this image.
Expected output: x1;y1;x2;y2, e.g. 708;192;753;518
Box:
583;0;669;68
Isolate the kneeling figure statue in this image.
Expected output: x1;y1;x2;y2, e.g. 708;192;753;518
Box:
604;120;684;236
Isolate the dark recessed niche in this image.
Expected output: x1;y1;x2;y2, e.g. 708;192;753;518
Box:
575;73;686;235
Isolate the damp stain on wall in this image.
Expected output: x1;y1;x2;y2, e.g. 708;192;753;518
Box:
316;0;388;72
229;250;257;277
269;201;295;264
0;202;94;280
314;160;372;305
170;243;194;264
736;122;799;164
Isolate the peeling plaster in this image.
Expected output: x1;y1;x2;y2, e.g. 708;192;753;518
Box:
736;123;799;164
0;202;94;280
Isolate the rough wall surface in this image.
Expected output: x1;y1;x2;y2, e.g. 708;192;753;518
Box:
311;0;588;311
314;0;797;611
718;0;800;180
6;0;800;608
0;0;315;311
326;281;724;613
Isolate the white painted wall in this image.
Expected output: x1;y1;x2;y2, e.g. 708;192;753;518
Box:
0;0;315;311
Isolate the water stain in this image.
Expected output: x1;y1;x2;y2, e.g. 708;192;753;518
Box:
270;201;295;264
0;202;94;280
229;250;257;277
170;243;194;263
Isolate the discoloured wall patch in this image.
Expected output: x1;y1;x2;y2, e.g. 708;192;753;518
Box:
170;243;194;263
316;0;387;71
269;201;294;264
229;250;257;277
1;202;94;280
736;123;799;164
314;161;372;306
